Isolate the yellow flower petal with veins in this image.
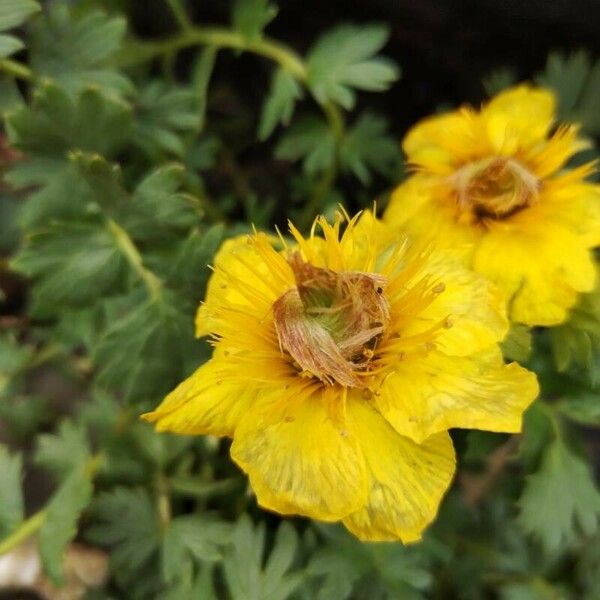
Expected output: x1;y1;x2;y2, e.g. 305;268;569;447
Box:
385;84;600;326
143;211;537;542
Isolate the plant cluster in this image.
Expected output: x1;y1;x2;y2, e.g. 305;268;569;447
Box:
1;1;600;599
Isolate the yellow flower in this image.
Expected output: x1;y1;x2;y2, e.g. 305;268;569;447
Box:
143;211;538;542
385;85;600;326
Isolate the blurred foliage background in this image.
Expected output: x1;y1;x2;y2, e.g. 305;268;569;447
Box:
0;0;599;599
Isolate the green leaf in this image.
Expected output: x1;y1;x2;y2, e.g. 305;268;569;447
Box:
306;24;399;109
557;392;600;427
518;438;600;552
133;81;200;159
192;46;218;133
548;277;600;381
167;224;225;296
0;445;24;537
6;83;132;161
223;516;304;600
0;333;32;398
162;515;233;583
339;112;400;184
275;115;335;176
39;463;94;585
85;487;160;576
0;74;23;112
0;33;22;57
482;67;517;96
93;289;201;404
29;4;132;97
501;324;533;363
307;524;432;600
536;51;600;135
73;152;201;242
11;221;127;317
34;419;90;477
16;162;96;229
231;0;277;42
0;0;40;31
259;68;303;140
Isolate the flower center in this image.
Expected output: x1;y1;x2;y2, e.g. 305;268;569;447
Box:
449;157;540;221
272;253;390;387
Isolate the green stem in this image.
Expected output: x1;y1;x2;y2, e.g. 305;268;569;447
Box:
127;27;348;229
156;473;172;532
165;0;193;31
0;58;32;81
0;510;46;555
0;454;103;557
106;219;162;300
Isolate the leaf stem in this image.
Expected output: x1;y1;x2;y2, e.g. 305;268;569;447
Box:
0;510;46;556
106;219;162;301
165;0;193;31
156;473;172;532
0;454;103;557
0;58;33;81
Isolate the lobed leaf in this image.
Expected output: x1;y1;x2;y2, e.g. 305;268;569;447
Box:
29;4;132;97
259;68;303;140
231;0;278;42
518;438;600;552
39;463;94;585
306;24;399;109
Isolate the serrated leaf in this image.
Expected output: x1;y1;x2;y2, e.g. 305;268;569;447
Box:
0;0;40;32
548;276;600;381
339;112;400;183
29;4;132;97
168;224;225;296
34;419;90;477
74;153;201;242
133;81;200;159
93;289;201;404
85;487;160;575
6;83;132;161
11;221;127;317
0;445;24;537
536;51;600;135
518;438;600;552
275;115;335;175
223;516;303;600
306;24;399;109
16;163;96;229
501;324;532;363
259;68;302;140
231;0;277;41
162;515;232;583
39;463;94;585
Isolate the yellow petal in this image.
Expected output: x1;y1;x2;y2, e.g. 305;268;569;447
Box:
196;233;293;337
472;221;597;326
384;176;477;255
342;398;455;543
482;85;555;156
401;250;508;356
403;109;487;174
230;388;369;522
141;358;251;437
374;348;539;444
